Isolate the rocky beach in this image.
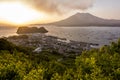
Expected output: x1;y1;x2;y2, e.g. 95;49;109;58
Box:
3;27;98;55
7;33;97;55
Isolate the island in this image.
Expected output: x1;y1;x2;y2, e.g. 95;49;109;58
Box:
17;27;48;34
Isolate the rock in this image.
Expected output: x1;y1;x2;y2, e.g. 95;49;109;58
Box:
17;27;48;34
33;47;42;53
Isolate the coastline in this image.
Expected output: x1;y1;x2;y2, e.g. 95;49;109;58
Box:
1;26;120;48
6;33;99;55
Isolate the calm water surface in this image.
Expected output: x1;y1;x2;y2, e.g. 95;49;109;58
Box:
0;28;17;37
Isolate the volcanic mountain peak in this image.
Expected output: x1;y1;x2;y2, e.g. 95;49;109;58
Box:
49;12;120;26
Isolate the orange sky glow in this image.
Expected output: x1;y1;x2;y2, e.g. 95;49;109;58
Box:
0;2;51;25
0;0;120;26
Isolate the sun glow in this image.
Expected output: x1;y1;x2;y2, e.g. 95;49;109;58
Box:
0;2;44;25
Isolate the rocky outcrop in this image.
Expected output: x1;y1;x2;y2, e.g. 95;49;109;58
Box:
17;27;48;34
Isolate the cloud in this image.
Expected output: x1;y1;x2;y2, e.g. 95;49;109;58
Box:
28;0;95;14
27;0;60;14
0;0;95;14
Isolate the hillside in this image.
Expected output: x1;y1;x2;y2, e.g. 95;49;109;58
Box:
0;38;120;79
49;13;120;26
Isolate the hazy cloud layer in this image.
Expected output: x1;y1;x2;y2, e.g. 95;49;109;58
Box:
0;0;95;14
28;0;95;14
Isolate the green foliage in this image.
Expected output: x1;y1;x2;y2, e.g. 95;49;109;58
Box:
73;39;120;80
0;38;120;80
0;38;34;54
23;67;45;80
0;38;16;53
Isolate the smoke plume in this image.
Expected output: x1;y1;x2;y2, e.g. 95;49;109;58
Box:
0;0;95;14
27;0;95;14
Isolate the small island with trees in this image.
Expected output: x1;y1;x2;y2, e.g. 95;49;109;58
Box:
17;27;48;34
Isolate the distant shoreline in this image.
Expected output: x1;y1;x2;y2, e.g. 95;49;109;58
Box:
35;24;120;27
55;26;120;27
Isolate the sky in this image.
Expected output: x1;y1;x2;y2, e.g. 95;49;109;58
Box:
0;0;120;25
88;0;120;19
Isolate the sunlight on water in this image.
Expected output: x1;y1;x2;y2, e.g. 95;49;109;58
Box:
45;26;120;46
0;28;17;37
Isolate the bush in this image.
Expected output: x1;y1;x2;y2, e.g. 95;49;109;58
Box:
0;38;120;80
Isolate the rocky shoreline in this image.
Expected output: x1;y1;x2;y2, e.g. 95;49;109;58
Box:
7;33;99;55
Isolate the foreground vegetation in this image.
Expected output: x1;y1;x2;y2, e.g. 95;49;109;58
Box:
0;38;120;80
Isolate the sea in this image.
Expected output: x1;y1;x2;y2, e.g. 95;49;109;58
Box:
0;26;120;47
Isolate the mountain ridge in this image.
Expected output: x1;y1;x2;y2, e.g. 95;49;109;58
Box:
47;13;120;26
